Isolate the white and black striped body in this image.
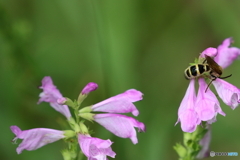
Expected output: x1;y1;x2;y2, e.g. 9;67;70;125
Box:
184;64;210;80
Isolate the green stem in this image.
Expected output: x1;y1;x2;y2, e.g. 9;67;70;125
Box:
75;110;80;124
174;125;208;160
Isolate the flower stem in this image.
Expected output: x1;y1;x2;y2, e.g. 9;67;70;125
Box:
174;125;208;160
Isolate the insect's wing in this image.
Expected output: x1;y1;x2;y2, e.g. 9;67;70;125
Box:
205;55;222;74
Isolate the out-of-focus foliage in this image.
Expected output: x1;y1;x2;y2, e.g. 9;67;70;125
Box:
1;0;240;160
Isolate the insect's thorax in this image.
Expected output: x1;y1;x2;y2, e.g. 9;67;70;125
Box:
209;71;222;80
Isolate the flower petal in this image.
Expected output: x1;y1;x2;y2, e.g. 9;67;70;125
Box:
94;114;145;144
38;76;71;119
179;110;199;133
92;89;143;116
214;38;240;69
10;126;65;154
11;125;22;136
200;47;218;58
177;80;200;133
78;134;116;160
195;78;225;122
213;79;240;109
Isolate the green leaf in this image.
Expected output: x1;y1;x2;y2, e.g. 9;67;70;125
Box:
173;143;187;158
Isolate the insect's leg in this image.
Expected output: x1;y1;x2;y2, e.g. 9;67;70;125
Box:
205;79;214;93
219;74;232;79
205;75;217;93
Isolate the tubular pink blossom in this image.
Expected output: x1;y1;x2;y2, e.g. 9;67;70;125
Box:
212;79;240;109
214;38;240;69
176;80;200;133
91;89;143;116
94;114;145;144
10;126;65;154
78;134;116;160
195;78;225;122
38;76;71;120
81;82;98;94
200;47;218;58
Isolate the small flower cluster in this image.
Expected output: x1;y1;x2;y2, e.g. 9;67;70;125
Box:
11;77;145;160
176;38;240;133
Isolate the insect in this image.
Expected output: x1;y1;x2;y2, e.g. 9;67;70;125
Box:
184;55;232;92
184;63;210;80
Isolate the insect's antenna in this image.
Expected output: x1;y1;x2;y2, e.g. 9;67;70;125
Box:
219;74;232;79
205;79;214;93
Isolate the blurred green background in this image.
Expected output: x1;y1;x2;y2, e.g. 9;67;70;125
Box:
1;0;240;159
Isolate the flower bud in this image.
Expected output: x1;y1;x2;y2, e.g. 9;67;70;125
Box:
81;82;98;95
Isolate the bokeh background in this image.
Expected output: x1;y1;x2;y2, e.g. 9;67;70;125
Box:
1;0;240;160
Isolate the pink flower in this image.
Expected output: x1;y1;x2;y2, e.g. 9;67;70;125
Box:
195;78;225;122
94;114;145;144
176;80;200;133
81;82;98;95
10;126;65;154
88;89;145;144
178;38;240;133
38;76;71;120
215;38;240;69
78;134;116;160
92;89;143;116
213;79;240;109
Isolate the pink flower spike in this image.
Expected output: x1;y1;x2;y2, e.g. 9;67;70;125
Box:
195;78;225;122
92;89;143;116
214;38;240;69
213;79;240;109
81;82;98;95
176;80;200;133
78;134;116;160
200;47;218;58
38;76;71;120
94;114;145;144
10;126;65;154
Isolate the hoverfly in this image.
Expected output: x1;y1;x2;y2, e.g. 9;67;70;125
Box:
184;55;232;92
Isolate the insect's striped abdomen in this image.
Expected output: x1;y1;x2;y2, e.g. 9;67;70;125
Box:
184;64;210;80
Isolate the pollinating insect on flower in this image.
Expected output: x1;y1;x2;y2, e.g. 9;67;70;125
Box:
174;38;240;160
177;37;240;132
